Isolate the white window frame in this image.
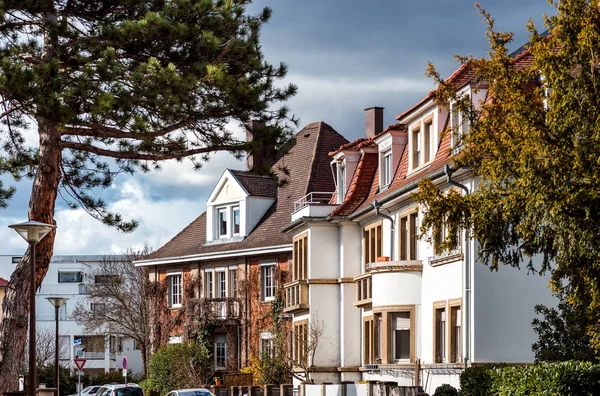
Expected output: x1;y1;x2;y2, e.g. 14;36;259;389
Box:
229;268;237;298
450;94;471;151
216;271;226;298
217;207;228;238
168;272;183;308
215;334;227;369
260;331;275;360
337;162;346;202
205;270;214;299
382;149;392;187
232;206;240;236
261;262;276;302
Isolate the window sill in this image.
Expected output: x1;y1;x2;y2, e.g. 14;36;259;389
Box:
261;297;275;304
205;236;244;246
169;305;182;310
428;249;463;267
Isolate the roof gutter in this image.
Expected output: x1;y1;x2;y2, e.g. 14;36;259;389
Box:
134;244;293;267
280;216;330;233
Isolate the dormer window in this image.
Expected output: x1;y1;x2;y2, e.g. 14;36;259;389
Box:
382;149;392;186
337;163;346;202
232;206;240;235
216;205;241;239
409;113;435;171
218;208;228;237
450;96;470;150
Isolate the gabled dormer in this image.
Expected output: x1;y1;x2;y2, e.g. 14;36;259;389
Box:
449;82;488;151
331;149;361;204
206;169;277;243
374;123;408;190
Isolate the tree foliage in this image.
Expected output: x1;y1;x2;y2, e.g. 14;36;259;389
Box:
0;1;296;390
72;248;152;376
532;291;597;362
147;343;213;396
414;0;600;353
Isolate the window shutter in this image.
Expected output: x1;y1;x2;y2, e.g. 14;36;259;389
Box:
392;312;410;329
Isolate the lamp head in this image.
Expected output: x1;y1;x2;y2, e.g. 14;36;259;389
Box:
46;297;69;308
8;221;55;244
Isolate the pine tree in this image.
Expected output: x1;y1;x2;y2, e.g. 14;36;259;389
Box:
0;1;296;390
415;0;600;356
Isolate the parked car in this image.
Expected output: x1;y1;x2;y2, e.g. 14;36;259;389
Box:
67;386;103;396
95;384;144;396
167;389;215;396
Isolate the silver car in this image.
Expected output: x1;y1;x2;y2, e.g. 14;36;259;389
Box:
167;389;215;396
96;384;144;396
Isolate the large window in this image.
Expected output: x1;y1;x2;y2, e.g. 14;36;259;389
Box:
261;263;276;301
363;221;382;267
229;269;237;298
434;304;446;363
215;334;226;369
293;320;308;366
399;212;418;260
391;312;411;362
217;271;226;298
432;300;462;364
168;273;182;308
382;149;393;187
363;317;374;365
260;332;275;360
205;271;213;298
58;272;82;283
214;204;242;239
293;233;308;281
91;303;105;318
450;98;470;150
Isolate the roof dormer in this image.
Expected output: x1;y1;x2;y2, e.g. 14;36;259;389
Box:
206;169;276;243
374;124;408;190
399;99;439;173
331;149;361;204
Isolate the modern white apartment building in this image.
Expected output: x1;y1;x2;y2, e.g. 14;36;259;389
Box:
0;255;143;375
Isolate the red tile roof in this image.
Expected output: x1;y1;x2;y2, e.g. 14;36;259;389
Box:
0;277;8;287
145;122;348;260
329;152;378;216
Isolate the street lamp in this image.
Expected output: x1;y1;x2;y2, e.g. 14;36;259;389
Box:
9;220;56;396
46;297;68;396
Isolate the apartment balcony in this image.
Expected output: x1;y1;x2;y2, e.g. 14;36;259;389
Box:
200;298;240;320
354;274;372;308
291;192;337;222
283;280;309;313
366;259;423;273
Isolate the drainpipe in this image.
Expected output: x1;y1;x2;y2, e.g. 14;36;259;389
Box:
444;165;470;370
372;200;395;261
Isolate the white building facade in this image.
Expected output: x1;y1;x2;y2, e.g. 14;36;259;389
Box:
281;63;555;394
0;255;143;376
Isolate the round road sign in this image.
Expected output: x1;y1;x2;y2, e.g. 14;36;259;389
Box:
122;356;128;370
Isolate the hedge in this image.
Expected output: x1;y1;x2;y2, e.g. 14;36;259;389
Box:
460;361;600;396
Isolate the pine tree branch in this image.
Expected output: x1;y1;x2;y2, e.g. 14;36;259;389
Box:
62;119;194;139
60;140;246;160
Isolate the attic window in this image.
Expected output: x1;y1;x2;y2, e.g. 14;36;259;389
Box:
215;204;242;239
450;96;470;150
218;208;228;238
337;163;346;203
381;149;392;187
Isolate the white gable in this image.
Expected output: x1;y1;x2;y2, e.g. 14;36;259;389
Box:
207;170;249;205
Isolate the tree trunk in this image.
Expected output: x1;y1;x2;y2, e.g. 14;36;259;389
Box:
0;118;62;393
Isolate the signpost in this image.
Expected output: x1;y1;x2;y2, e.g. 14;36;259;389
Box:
122;356;128;384
74;358;86;396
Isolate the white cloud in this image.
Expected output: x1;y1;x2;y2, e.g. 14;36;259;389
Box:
0;178;204;256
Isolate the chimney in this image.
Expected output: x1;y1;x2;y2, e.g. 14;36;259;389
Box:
245;120;276;173
364;107;384;138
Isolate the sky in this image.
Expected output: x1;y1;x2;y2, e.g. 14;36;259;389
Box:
0;0;555;256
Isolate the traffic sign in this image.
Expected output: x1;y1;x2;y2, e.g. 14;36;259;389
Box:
74;358;86;371
122;356;128;370
74;338;82;346
122;368;127;377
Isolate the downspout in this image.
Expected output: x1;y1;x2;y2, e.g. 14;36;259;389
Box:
444;165;470;370
372;200;395;261
245;257;249;367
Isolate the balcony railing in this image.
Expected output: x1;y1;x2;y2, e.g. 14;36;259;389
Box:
200;298;240;320
81;351;105;360
293;192;334;212
283;280;309;313
354;274;372;308
365;260;423;273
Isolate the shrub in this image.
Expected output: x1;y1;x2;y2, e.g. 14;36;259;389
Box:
148;343;213;396
433;384;458;396
459;364;503;396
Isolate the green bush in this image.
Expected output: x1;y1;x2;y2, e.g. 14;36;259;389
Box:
148;343;213;396
433;384;458;396
460;361;600;396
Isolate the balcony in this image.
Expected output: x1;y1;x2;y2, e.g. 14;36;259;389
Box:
283;280;309;313
200;298;240;320
365;260;423;273
291;192;337;222
354;274;372;308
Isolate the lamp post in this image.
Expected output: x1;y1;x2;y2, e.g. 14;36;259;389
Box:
9;221;56;396
46;297;68;396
